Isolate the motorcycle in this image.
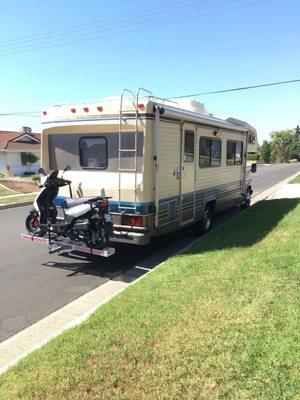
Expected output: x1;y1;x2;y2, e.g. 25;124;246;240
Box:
25;166;114;249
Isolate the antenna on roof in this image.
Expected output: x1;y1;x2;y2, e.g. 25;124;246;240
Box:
20;126;32;135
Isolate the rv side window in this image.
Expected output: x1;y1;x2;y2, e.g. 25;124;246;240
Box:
248;133;256;144
199;138;221;168
211;139;221;167
199;138;210;167
184;130;194;162
80;137;107;169
226;141;243;166
226;141;236;165
235;142;243;164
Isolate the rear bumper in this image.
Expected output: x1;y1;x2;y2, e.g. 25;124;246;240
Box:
111;229;151;245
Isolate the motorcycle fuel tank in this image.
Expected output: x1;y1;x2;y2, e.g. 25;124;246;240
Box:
64;203;91;218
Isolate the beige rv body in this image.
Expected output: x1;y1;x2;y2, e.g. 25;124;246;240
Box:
41;93;252;245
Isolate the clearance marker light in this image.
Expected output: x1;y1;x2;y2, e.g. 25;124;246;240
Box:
83;107;89;112
137;103;145;110
71;108;76;113
42;111;47;116
97;106;103;112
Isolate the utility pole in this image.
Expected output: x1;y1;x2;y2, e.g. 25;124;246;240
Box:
295;125;300;141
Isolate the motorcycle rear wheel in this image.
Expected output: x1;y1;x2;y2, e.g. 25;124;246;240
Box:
25;214;45;237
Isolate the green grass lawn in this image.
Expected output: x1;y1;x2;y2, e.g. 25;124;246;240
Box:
1;199;299;399
0;193;36;206
0;186;18;197
289;174;300;184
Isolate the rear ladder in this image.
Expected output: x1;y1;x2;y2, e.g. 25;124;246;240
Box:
118;88;154;214
118;89;139;213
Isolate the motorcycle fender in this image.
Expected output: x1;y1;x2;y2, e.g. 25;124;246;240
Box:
29;208;39;218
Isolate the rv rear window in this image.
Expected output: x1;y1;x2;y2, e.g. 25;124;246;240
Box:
80;137;107;169
184;130;195;162
199;137;221;168
226;140;243;166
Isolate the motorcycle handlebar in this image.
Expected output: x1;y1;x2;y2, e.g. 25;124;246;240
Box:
39;177;71;188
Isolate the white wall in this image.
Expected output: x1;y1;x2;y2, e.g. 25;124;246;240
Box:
0;153;6;175
0;151;40;176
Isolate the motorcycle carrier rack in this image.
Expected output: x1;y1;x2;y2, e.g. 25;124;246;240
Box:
21;233;115;257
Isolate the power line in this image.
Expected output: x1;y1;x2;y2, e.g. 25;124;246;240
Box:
171;79;300;98
0;0;269;56
1;77;299;117
0;0;201;46
0;111;40;116
0;0;254;53
0;0;235;52
0;0;210;48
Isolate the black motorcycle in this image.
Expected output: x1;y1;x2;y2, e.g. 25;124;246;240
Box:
25;166;113;249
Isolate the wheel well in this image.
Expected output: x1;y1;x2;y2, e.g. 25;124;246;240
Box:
205;200;216;213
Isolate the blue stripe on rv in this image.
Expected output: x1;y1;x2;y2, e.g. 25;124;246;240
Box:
54;196;155;214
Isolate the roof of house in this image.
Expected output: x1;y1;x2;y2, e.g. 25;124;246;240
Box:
0;130;41;151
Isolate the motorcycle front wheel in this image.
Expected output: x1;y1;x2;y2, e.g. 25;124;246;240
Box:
25;214;45;237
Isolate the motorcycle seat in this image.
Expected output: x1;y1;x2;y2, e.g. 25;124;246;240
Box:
63;197;92;209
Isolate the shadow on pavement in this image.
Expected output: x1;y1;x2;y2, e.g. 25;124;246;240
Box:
41;205;244;281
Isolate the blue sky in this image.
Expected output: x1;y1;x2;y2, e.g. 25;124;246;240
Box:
0;0;299;142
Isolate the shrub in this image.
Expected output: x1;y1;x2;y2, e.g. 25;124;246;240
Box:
247;153;260;161
31;175;41;182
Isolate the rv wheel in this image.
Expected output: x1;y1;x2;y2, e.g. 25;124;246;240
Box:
241;188;252;209
201;208;212;233
193;206;213;235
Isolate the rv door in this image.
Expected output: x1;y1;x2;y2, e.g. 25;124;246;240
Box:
180;125;196;225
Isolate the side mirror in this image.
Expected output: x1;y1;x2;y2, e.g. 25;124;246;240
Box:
251;163;257;173
38;167;46;175
64;165;71;172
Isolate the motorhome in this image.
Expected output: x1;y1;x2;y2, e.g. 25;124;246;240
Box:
40;88;256;246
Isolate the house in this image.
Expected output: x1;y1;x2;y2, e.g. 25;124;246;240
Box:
0;127;41;176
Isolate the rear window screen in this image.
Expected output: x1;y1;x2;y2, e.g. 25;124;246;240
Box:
80;137;107;169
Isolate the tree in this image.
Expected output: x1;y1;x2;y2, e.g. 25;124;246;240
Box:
269;129;299;163
21;152;39;172
259;140;271;163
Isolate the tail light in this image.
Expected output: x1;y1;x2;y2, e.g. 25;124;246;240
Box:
97;199;109;210
124;215;142;227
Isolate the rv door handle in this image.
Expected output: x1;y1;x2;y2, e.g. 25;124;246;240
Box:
173;167;180;179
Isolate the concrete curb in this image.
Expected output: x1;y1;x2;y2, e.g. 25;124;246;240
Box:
1;169;299;375
0;201;33;211
0;192;37;210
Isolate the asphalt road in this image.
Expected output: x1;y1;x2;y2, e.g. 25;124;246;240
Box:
0;163;299;343
251;162;300;196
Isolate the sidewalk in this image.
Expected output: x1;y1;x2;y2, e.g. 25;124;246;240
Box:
267;183;300;200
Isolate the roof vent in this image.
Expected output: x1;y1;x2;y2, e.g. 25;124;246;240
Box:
170;99;210;116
